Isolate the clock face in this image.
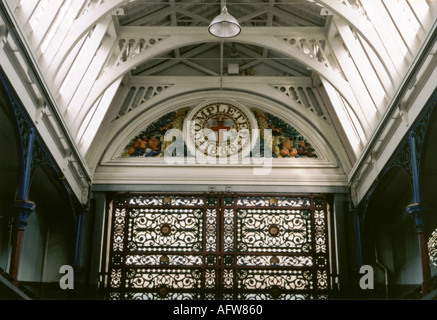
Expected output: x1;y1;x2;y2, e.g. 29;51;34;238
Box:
185;102;256;159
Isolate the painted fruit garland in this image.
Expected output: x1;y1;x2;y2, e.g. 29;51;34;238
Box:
125;107;190;157
252;109;317;158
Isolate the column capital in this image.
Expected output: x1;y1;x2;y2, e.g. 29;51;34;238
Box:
406;203;430;233
10;200;36;229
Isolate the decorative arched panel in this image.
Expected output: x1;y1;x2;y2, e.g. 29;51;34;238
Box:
120;105;319;161
94;93;348;189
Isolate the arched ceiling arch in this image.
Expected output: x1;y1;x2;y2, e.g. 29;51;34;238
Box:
2;0;436;190
99;91;341;163
69;29;366;133
92;91;349;188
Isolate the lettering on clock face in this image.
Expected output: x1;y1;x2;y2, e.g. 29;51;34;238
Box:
187;103;253;158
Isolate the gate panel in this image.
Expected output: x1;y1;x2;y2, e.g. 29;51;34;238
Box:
106;193;330;300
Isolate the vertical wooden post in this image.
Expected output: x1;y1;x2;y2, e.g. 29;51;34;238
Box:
9;200;35;285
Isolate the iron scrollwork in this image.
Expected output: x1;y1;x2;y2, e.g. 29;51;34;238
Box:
107;193;330;300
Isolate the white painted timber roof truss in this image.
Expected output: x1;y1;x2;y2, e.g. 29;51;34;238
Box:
1;0;436;199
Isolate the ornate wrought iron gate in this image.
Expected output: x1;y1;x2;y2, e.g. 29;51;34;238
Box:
106;193;331;300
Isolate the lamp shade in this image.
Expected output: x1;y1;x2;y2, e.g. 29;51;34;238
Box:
208;6;241;38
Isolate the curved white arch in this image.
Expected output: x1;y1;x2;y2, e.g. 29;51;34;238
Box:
98;91;344;170
92;91;349;187
45;0;131;80
314;0;399;84
109;78;330;141
90;80;340;167
71;29;371;141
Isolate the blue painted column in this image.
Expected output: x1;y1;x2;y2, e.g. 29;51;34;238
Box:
73;211;84;267
73;210;85;284
9;126;37;285
406;203;431;296
406;129;432;297
408;132;423;203
9;200;36;285
351;209;363;268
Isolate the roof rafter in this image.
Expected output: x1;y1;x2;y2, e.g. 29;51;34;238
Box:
232;43;307;76
42;0;131;88
123;5;173;26
133;42;217;76
68;26;366;139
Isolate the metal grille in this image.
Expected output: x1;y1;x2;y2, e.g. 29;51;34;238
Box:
106;193;331;300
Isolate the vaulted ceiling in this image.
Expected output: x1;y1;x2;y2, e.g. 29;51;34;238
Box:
1;0;436;197
118;0;325;78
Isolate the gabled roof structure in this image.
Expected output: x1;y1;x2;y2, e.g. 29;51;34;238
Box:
0;0;436;206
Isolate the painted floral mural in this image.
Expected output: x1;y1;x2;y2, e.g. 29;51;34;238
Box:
122;107;190;157
122;106;317;159
252;109;317;158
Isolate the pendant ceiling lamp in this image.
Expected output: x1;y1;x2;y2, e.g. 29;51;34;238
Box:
208;1;241;38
